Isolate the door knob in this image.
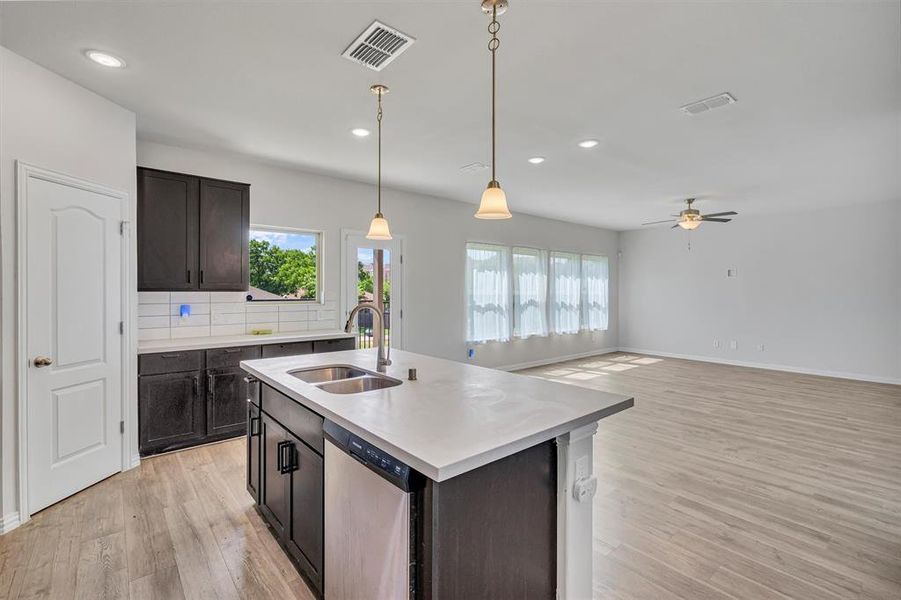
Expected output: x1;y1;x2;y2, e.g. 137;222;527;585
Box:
33;356;53;368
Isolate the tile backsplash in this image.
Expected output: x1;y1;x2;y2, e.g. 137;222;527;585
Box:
138;291;339;341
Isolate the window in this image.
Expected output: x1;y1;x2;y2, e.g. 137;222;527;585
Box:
465;243;511;343
581;255;609;331
248;227;321;301
512;248;548;338
550;252;581;334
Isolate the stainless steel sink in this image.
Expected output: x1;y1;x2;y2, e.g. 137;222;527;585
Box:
289;366;367;384
317;376;402;394
288;364;402;394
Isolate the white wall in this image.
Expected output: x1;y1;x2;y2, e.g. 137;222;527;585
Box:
619;200;901;383
0;47;137;524
137;140;620;370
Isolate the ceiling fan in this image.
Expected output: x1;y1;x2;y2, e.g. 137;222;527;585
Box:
641;198;737;230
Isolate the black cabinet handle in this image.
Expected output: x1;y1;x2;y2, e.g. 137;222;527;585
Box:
207;373;215;396
287;442;299;472
249;416;260;437
224;348;242;354
276;440;286;473
278;441;297;474
192;375;198;396
187;269;192;284
161;353;181;359
200;270;205;284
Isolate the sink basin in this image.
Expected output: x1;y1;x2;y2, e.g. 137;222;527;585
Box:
290;366;367;384
317;376;402;394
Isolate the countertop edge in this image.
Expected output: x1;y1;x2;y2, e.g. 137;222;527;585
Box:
138;331;355;354
240;361;634;482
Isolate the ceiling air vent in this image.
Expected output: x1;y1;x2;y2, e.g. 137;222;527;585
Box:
342;21;415;72
680;92;737;115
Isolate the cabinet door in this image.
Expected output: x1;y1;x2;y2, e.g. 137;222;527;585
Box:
286;438;324;592
199;178;249;291
247;403;261;503
207;367;248;438
139;370;205;455
260;414;290;538
137;168;199;291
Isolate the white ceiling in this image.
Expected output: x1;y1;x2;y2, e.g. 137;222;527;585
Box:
1;1;899;230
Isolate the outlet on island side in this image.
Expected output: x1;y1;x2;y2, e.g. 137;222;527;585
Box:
729;340;738;350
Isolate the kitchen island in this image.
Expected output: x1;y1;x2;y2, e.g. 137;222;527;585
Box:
241;348;633;600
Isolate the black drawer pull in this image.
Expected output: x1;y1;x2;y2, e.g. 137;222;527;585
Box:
276;440;287;473
249;416;260;437
224;348;242;354
161;353;181;359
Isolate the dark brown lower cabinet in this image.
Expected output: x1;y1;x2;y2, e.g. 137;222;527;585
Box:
207;367;249;437
138;370;205;454
258;410;324;596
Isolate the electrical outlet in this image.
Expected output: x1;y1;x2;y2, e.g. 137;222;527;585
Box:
713;339;721;349
727;267;738;278
729;340;738;350
756;344;765;352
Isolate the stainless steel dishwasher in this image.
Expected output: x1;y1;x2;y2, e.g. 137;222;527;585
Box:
323;420;424;600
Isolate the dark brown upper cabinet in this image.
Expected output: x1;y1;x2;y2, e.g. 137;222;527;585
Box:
138;167;249;291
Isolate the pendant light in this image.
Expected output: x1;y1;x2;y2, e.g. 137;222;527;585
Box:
366;84;393;240
475;0;512;219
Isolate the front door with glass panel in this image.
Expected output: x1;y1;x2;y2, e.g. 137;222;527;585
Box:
343;232;403;350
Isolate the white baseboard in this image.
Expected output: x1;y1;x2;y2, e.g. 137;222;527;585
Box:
618;347;901;385
497;347;620;372
0;512;21;534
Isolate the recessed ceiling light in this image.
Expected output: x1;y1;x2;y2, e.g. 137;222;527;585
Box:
351;128;371;137
84;50;126;68
528;157;545;164
578;139;599;149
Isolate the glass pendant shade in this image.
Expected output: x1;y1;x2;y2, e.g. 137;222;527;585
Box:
366;212;393;240
678;219;701;230
475;181;512;219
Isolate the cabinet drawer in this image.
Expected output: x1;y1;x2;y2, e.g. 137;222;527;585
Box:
206;345;261;369
261;385;323;455
312;337;355;353
262;341;313;358
139;350;203;375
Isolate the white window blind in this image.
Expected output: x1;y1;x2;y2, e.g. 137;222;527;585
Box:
581;255;609;331
512;248;548;338
550;252;581;334
465;243;511;343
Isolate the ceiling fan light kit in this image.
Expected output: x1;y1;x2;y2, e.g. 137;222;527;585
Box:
642;198;738;232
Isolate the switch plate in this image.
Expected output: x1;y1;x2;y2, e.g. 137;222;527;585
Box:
756;344;765;352
713;339;721;349
730;340;738;350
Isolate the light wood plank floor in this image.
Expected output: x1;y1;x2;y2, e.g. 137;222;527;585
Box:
520;353;901;600
1;352;898;599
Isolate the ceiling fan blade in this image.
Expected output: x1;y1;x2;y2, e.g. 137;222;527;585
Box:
701;217;732;223
642;219;678;226
701;211;737;218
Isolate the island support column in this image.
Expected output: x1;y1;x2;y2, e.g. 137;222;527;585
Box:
556;421;599;600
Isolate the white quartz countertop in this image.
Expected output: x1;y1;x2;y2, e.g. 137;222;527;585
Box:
241;349;633;482
138;331;354;354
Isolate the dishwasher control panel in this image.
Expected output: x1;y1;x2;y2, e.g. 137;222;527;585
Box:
324;420;421;492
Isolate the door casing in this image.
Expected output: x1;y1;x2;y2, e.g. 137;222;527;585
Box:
15;161;132;525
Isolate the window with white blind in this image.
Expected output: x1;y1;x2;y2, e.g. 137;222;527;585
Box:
550;252;581;334
465;243;511;343
581;255;609;331
512;247;548;338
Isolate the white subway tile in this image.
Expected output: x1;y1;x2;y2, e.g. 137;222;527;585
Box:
278;310;309;322
278;321;309;333
246;303;278;314
247;313;276;324
138;328;170;341
170;291;211;303
171;325;211;338
169;303;210;316
246;322;278;334
138;316;170;329
310;319;337;330
138;304;170;317
138;291;170;304
316;310;336;321
321;300;337;310
211;302;247;315
212;312;246;325
209;291;248;303
211;324;246;337
171;314;211;327
277;303;312;313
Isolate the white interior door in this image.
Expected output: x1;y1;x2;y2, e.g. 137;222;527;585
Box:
343;232;403;349
22;165;126;514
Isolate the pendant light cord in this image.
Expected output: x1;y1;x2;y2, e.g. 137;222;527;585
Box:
489;5;500;183
377;89;383;215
